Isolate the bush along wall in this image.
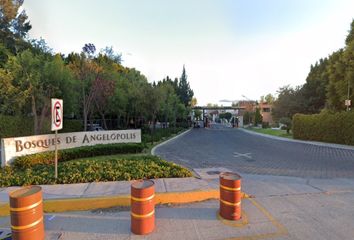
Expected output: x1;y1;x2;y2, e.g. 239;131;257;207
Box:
13;143;144;168
1;155;193;187
142;127;185;143
0;115;83;139
0;115;34;139
292;111;354;146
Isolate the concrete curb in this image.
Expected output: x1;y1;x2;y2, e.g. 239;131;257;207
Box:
151;128;193;155
0;189;222;216
240;128;354;151
0;188;250;216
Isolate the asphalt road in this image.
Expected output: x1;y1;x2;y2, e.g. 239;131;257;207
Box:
155;124;354;178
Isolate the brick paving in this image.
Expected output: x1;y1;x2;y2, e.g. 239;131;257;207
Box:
154;126;354;178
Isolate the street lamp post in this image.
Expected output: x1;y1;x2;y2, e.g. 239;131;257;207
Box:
347;77;351;111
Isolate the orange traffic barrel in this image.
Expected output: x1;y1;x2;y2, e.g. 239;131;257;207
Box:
9;186;45;240
131;180;155;235
219;172;242;220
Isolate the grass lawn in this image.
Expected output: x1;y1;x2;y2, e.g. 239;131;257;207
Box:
0;155;192;187
248;128;293;139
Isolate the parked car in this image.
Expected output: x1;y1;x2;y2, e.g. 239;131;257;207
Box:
88;124;105;131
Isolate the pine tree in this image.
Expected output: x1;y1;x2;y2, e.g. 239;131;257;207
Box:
0;0;32;54
177;65;194;107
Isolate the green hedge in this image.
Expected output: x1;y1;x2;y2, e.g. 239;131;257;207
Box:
0;115;34;139
292;111;354;145
60;120;83;133
142;127;185;143
13;143;144;168
0;115;83;138
0;155;193;187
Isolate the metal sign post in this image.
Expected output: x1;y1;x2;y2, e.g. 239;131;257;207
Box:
51;99;63;179
55;130;58;179
345;99;351;111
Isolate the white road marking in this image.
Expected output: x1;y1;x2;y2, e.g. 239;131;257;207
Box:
233;152;252;159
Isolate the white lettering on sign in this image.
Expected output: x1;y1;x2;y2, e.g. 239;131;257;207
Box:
1;129;141;166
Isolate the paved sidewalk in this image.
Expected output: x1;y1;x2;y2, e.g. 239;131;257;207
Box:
1;170;354;239
0;177;220;215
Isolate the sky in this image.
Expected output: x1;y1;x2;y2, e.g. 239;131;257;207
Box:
22;0;354;106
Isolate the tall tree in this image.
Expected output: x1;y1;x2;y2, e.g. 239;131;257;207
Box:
301;58;329;113
254;108;263;125
67;44;103;131
272;85;304;120
0;0;31;54
177;65;194;107
264;94;275;104
345;19;354;46
91;77;115;129
3;50;73;134
325;20;353;111
326;50;349;110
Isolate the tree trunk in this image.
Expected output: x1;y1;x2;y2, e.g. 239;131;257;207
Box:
31;95;39;135
89;112;94;127
38;102;49;134
101;113;108;130
117;114;120;129
152;114;156;145
82;83;88;131
125;113;130;128
83;106;88;131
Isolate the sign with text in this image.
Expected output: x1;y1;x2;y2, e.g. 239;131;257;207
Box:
51;98;63;131
345;99;351;106
1;129;141;166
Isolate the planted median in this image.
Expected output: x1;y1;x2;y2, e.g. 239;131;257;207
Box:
0;155;192;187
0;128;192;187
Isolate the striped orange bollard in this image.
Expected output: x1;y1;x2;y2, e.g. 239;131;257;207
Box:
131;180;155;235
9;186;45;240
219;172;242;220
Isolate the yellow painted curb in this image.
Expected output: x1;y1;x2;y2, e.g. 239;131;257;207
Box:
0;203;9;217
44;194;131;213
0;189;225;216
0;189;250;216
155;189;219;204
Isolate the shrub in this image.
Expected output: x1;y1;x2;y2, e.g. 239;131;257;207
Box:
0;115;83;139
0;115;33;139
255;108;263;125
262;122;270;129
176;121;190;128
292;111;354;145
60;120;83;133
0;155;193;187
13;143;144;168
279;117;292;133
142;127;185;143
